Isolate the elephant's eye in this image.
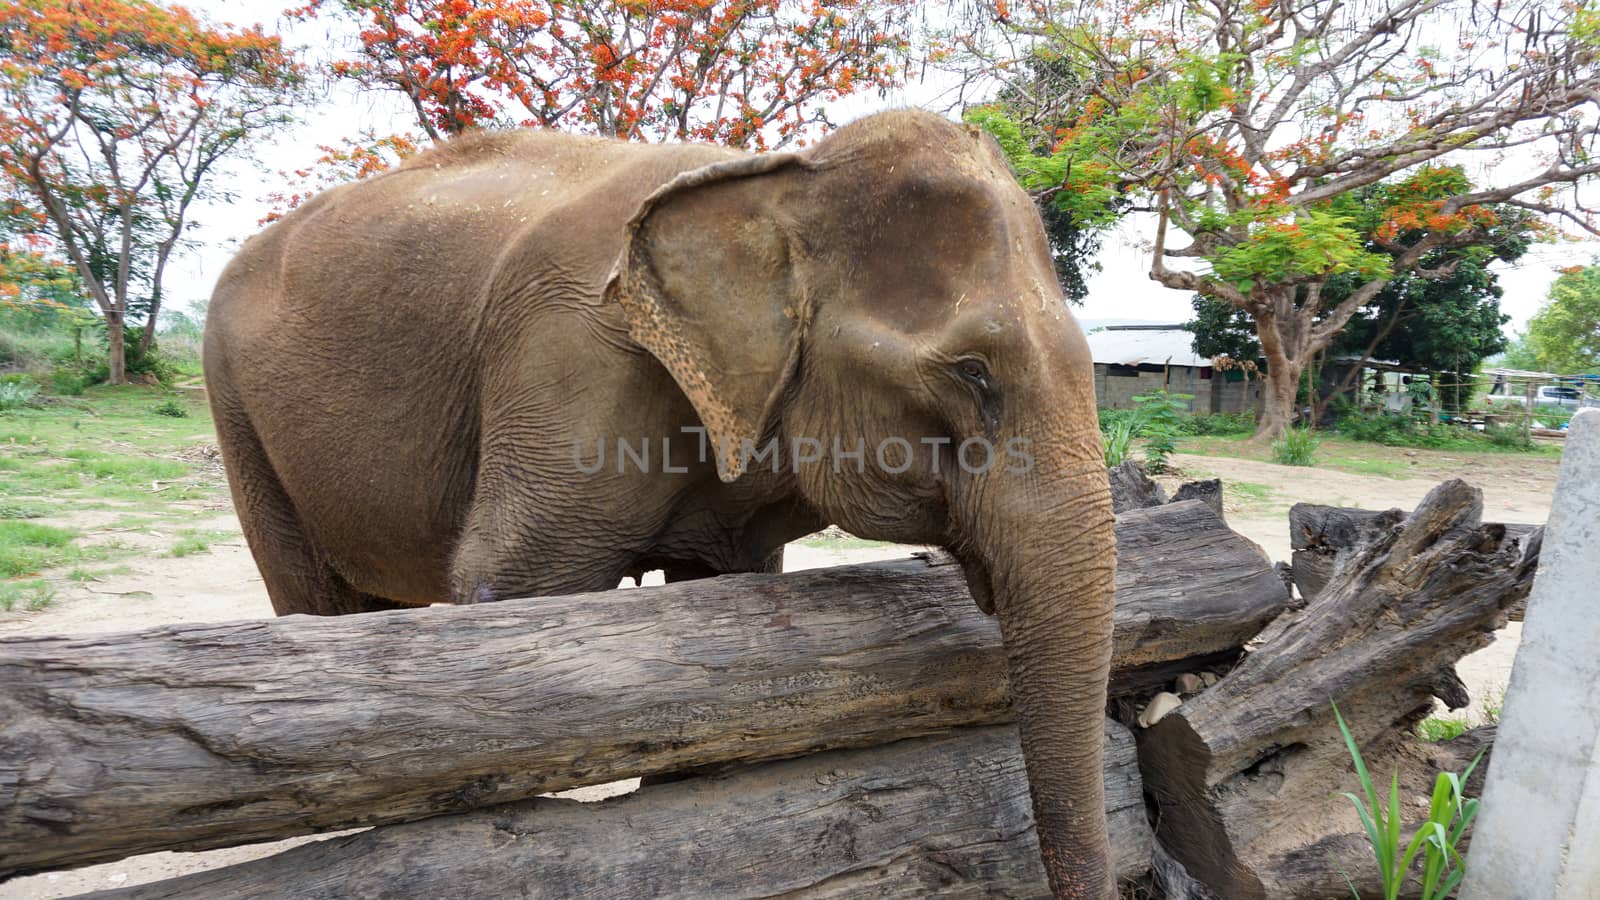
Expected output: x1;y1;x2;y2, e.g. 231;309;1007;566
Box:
956;358;991;388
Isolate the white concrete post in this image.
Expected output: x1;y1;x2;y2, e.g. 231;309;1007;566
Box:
1463;407;1600;899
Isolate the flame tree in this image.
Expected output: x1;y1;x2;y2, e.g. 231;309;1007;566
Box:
0;0;304;383
970;0;1600;438
297;0;918;148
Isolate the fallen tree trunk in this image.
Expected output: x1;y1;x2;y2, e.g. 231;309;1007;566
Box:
1289;502;1539;612
0;499;1287;879
1141;481;1540;899
92;723;1152;899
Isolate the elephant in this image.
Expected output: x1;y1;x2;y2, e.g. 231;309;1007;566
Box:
205;109;1117;898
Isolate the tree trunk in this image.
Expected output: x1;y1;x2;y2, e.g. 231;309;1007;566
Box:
89;724;1155;900
1254;358;1302;441
0;499;1289;879
105;311;126;385
1138;481;1541;899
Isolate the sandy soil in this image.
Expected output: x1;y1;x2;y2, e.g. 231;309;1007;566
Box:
0;448;1558;898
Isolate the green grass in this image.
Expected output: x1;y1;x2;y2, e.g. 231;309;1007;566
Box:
0;384;228;603
168;529;234;558
0;521;80;577
1272;427;1321;466
1335;703;1482;900
0;578;55;611
1416;717;1472;743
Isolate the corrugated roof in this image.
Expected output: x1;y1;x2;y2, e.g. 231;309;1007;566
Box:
1086;327;1210;368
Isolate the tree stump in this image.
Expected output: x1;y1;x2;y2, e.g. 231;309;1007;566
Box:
1140;480;1540;899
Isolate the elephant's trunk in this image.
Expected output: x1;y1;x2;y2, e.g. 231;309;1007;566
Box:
974;439;1117;898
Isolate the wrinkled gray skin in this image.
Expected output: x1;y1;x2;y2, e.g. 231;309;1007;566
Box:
206;110;1117;898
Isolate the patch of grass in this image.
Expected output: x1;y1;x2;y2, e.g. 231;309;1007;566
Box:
1227;481;1273;502
1479;689;1503;725
65;564;131;582
152;397;189;418
167;528;234;558
1271;427;1321;466
0;502;48;519
0;578;55;611
0;385;229;593
0;520;80;577
1416;716;1472;743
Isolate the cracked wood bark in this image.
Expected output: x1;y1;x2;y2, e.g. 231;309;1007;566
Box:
0;498;1287;880
1289;502;1539;615
90;723;1152;899
1140;481;1540;900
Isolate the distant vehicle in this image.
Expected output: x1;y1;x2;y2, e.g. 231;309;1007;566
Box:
1490;385;1589;408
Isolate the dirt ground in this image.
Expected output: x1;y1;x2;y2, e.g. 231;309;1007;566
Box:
0;444;1560;898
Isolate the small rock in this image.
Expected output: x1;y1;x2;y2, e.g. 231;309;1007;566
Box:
1174;673;1205;694
1199;671;1220;687
1406;450;1419;457
1138;692;1183;728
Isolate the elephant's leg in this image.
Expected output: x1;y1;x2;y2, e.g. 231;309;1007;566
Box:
217;412;405;616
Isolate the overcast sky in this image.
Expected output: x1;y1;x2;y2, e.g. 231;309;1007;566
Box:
171;0;1596;334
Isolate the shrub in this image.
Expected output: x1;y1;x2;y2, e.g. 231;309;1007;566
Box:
1132;390;1192;473
1272;426;1320;466
1102;419;1136;466
1335;703;1482;900
1484;424;1533;450
1180;411;1256;436
0;380;41;410
1097;407;1141;434
152;397;188;418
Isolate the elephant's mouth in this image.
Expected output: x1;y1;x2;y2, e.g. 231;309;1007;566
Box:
957;554;997;616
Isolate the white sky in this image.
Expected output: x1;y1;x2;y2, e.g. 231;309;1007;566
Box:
170;0;1596;334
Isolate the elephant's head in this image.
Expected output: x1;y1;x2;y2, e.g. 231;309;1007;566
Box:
607;109;1117;898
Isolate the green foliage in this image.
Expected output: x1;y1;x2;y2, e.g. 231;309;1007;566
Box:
1336;410;1541;453
1131;390;1191;472
1334;703;1482;900
1416;717;1471;743
151;397;188;418
1209;210;1390;294
1101;418;1136;466
1179;411;1257;436
1484;424;1535;450
0;379;40;410
1521;263;1600;374
1187;202;1528;388
965;55;1126;306
1271;426;1320;466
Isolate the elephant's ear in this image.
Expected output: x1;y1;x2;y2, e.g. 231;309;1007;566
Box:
606;153;811;482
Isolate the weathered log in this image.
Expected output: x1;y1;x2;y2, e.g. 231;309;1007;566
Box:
1141;481;1540;899
1108;459;1167;512
1170;478;1224;520
0;499;1287;879
90;723;1152;899
1289;502;1539;609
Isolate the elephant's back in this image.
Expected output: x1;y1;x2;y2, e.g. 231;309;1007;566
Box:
204;131;739;604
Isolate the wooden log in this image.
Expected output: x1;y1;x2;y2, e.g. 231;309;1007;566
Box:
0;499;1287;879
1108;459;1167;513
90;723;1152;899
1288;502;1539;616
1140;481;1540;900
